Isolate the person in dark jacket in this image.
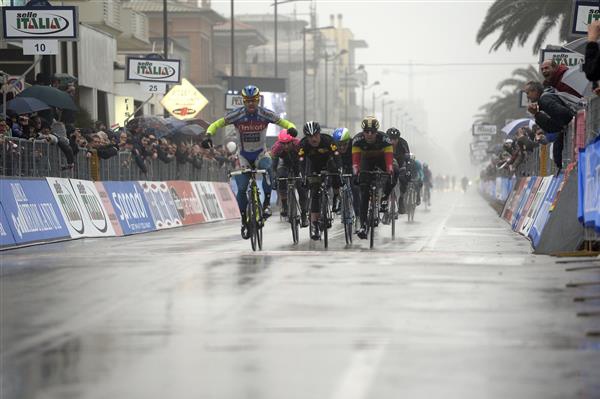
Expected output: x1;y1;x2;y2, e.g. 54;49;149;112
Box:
584;20;600;89
540;60;582;98
524;81;575;171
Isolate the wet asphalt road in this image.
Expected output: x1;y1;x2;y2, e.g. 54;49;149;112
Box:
1;189;599;399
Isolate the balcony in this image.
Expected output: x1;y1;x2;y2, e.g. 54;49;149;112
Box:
118;8;150;50
62;0;123;36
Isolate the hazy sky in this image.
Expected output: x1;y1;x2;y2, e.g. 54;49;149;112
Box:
212;0;562;174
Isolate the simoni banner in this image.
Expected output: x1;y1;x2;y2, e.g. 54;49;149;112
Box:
2;6;78;39
126;58;181;84
540;49;584;68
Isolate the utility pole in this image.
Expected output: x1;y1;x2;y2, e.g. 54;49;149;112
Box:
274;0;278;77
230;0;235;89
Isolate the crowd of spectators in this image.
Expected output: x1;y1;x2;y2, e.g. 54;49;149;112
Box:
1;73;238;177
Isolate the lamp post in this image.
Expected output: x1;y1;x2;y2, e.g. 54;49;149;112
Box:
271;0;309;78
372;90;388;116
303;25;335;122
344;64;364;128
361;80;379;120
382;99;394;128
323;49;347;127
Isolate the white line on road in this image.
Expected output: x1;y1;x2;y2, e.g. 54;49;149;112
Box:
330;339;389;399
420;198;457;252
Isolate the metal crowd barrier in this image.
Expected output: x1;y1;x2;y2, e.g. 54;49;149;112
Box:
0;138;228;182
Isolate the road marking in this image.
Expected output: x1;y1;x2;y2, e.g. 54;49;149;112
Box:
420;199;456;251
330;340;389;399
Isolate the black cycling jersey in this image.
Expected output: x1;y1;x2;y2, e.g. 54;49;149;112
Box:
298;134;341;173
390;136;410;166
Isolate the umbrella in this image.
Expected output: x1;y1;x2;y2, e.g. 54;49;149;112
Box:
177;124;205;136
501;118;535;136
5;97;50;114
563;38;587;55
561;65;593;97
17;85;77;111
126;116;171;137
52;73;77;87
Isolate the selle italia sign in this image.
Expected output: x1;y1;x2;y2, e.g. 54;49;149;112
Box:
2;7;78;39
126;58;181;84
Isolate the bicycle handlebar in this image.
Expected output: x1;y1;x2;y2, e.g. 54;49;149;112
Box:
229;169;268;177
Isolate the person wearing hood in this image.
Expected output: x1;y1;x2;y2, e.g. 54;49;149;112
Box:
540;60;582;98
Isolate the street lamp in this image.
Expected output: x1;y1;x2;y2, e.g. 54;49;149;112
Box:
344;64;364;127
382;99;394;128
372;90;388;116
323;49;347;127
303;26;335;122
271;0;310;78
361;80;379;120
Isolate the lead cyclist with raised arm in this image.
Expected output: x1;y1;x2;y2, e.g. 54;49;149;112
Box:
204;85;297;239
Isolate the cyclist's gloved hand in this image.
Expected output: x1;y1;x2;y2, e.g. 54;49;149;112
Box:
201;137;213;149
287;127;298;137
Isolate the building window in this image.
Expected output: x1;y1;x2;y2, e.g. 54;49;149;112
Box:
97;90;109;125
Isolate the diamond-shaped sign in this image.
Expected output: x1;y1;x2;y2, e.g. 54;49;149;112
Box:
160;78;208;120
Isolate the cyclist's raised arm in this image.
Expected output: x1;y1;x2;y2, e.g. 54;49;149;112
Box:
206;117;227;136
276;118;296;130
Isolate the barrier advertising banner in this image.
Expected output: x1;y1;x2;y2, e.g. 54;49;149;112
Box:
47;177;88;239
70;179;116;237
212;182;241;219
512;178;534;229
100;181;155;235
0;203;16;248
166;181;206;225
94;182;124;236
519;177;553;237
502;178;527;222
0;179;69;245
139;181;182;229
516;177;543;233
529;175;563;248
578;139;600;232
193;182;225;222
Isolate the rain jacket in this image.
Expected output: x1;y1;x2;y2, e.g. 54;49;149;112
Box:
544;64;582;98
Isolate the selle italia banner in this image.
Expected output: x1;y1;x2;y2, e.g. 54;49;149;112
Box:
2;7;78;39
126;58;181;84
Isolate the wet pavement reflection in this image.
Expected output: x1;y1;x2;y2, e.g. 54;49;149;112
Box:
1;190;599;399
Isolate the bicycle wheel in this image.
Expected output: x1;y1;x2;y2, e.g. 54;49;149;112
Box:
248;202;257;251
391;192;396;240
257;204;264;250
322;192;329;248
289;189;299;244
369;193;375;249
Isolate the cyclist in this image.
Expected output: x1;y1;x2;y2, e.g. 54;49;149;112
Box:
271;130;308;227
406;153;424;205
298;121;342;240
422;163;433;206
333;127;360;217
385;127;410;214
204;85;297;239
352;116;395;239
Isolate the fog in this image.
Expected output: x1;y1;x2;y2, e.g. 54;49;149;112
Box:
212;0;560;178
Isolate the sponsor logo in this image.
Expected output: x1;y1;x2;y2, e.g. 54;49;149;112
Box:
172;107;196;117
135;61;176;80
196;184;224;220
170;186;203;220
238;121;268;133
76;182;108;233
52;180;84;234
111;186;149;230
12;11;70;36
9;183;63;239
589;9;600;24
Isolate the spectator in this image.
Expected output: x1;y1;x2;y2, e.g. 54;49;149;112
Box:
524;80;575;171
540;60;582;98
584;20;600;86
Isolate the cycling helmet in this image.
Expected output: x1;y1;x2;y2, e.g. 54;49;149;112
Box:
361;116;380;132
333;127;351;142
241;85;260;101
386;127;401;139
278;130;293;143
303;121;321;136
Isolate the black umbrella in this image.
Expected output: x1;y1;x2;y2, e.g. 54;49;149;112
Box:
17;85;78;111
5;97;50;115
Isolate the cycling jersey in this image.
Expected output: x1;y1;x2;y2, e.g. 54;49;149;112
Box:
271;137;301;171
390;136;410;167
206;106;295;163
298;134;341;172
351;132;394;175
408;159;424;181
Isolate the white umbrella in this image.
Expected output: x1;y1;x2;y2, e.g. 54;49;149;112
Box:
561;65;593;97
501;118;535;136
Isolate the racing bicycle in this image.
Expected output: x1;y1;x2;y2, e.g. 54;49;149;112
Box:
230;168;267;251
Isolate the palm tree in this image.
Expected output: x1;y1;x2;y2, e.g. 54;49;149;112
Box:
496;65;543;91
477;0;572;54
